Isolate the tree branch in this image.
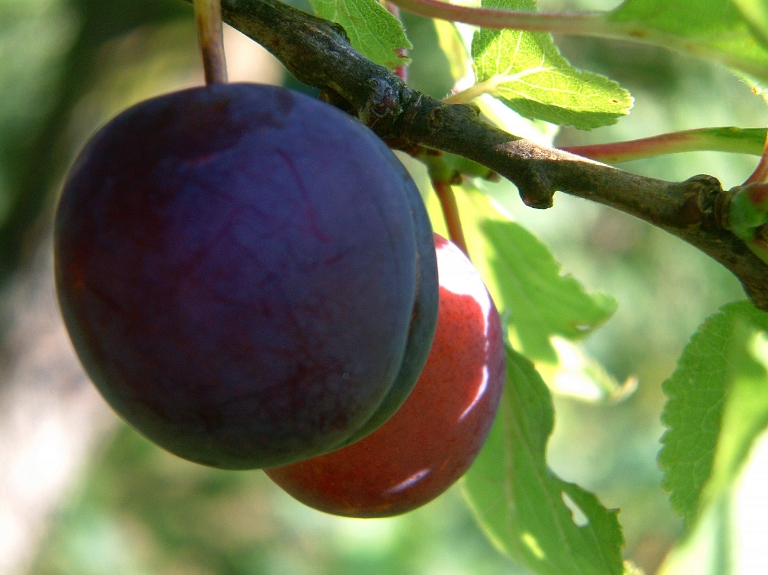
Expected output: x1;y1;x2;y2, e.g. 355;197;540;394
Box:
193;0;768;310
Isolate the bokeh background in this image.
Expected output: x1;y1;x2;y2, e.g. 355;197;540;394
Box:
1;0;765;574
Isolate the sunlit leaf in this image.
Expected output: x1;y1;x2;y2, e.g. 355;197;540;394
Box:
657;304;768;575
655;493;734;575
623;562;646;575
609;0;768;83
475;94;560;147
537;337;637;403
455;185;617;362
731;0;768;99
705;328;768;506
732;0;768;48
471;0;632;129
433;20;471;84
659;301;768;527
310;0;411;70
463;346;625;575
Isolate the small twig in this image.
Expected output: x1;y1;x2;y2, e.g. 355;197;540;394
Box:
433;181;469;256
194;0;228;84
744;130;768;185
561;127;767;164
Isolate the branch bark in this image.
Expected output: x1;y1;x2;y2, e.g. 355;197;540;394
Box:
202;0;768;310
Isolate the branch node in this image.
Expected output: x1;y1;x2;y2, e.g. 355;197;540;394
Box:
677;174;725;230
360;78;404;125
518;173;556;209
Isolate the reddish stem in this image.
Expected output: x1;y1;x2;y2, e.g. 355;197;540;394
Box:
561;127;766;164
433;180;469;257
744;131;768;185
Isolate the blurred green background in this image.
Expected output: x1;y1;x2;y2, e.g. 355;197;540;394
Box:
0;0;765;574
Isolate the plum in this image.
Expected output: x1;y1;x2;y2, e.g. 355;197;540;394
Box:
265;234;506;517
342;165;439;446
54;83;438;469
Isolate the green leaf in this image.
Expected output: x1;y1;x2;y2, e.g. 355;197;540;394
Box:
659;301;768;527
732;0;768;48
471;0;632;129
537;337;637;403
657;304;768;575
454;185;617;362
463;346;625;575
434;20;471;83
655;493;734;575
310;0;411;70
608;0;768;82
707;325;768;497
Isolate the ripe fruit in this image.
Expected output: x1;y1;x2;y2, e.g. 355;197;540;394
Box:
265;234;505;517
54;83;438;469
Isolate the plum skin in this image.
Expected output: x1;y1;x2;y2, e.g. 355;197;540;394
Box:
342;158;439;447
54;83;437;469
265;234;506;517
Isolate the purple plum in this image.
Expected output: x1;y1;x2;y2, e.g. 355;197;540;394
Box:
54;83;437;469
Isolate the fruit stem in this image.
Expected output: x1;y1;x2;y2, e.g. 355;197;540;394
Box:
433;180;469;257
194;0;228;85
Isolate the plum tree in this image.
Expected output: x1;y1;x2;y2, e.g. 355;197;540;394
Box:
54;82;439;470
265;234;505;518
